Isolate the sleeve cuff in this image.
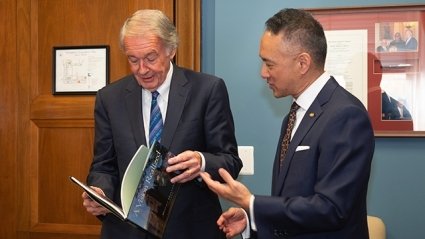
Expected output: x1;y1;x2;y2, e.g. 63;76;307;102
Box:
195;151;206;183
197;151;206;172
249;195;257;231
241;208;251;238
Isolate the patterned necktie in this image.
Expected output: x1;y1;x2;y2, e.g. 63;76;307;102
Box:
279;102;300;168
149;91;163;146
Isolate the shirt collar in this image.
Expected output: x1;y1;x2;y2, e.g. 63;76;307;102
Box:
294;72;330;111
155;62;173;96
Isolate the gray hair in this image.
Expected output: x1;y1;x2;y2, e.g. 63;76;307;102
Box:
119;9;179;52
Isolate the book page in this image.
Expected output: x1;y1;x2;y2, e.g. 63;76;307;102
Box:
127;141;180;238
69;176;125;219
121;145;150;217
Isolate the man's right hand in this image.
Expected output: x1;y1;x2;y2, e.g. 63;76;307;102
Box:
81;186;110;216
217;207;248;238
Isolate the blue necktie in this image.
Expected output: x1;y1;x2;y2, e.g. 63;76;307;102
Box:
149;91;163;146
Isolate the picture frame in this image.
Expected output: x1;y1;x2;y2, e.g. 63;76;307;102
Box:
307;5;425;137
53;45;110;95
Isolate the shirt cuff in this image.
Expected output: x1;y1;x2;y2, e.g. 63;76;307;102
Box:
196;151;206;182
241;208;251;238
197;151;206;172
249;195;257;231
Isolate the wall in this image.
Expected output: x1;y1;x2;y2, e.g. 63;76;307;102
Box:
202;1;425;239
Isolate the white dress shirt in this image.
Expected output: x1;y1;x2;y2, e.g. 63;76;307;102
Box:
141;63;205;171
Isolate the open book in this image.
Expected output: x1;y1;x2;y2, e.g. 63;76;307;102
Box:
70;141;180;239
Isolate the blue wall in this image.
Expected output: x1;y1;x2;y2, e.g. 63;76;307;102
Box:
202;1;425;239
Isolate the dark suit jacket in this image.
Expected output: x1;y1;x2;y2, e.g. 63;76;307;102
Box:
382;92;412;120
404;37;418;50
87;65;242;239
253;77;375;239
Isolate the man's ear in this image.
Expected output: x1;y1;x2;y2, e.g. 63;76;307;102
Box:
168;48;177;60
297;52;311;75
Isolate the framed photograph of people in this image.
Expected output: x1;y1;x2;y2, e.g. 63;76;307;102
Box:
375;22;419;53
53;45;109;95
308;5;425;137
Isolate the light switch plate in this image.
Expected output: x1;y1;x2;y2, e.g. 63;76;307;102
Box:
238;146;254;175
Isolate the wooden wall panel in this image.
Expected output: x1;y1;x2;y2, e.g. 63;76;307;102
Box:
0;0;18;238
175;0;201;71
129;0;174;19
30;233;99;239
36;0;131;95
10;0;201;239
16;0;33;237
37;123;95;224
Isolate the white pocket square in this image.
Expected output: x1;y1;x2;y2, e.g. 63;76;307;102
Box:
295;145;310;152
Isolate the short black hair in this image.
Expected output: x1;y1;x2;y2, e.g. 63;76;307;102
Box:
265;8;327;67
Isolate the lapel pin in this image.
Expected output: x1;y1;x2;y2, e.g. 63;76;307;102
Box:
309;112;315;117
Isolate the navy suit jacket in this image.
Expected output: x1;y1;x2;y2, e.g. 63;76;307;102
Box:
404;37;418;50
87;65;242;239
253;77;375;239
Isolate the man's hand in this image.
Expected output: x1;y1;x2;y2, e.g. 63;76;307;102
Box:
200;168;252;210
166;150;202;183
81;186;110;216
218;207;248;238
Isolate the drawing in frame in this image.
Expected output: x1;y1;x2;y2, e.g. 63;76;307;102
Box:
53;45;110;95
307;5;425;137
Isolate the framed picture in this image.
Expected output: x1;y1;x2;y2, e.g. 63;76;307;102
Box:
307;5;425;137
53;45;109;95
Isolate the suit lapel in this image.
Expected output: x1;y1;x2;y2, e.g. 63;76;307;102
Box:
161;66;190;149
271;115;288;194
272;77;339;195
124;76;147;147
